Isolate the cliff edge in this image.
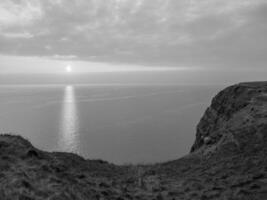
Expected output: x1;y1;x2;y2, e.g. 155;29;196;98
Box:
1;82;267;200
191;82;267;154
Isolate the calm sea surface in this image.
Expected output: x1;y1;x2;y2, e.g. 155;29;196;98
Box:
0;84;222;164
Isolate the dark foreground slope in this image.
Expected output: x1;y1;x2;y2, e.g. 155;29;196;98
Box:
1;82;267;200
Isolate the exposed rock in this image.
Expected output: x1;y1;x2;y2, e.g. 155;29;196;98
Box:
191;81;267;154
1;82;267;199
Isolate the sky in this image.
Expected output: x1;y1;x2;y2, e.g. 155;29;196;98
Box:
0;0;267;78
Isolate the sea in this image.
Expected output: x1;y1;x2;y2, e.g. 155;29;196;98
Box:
0;84;223;164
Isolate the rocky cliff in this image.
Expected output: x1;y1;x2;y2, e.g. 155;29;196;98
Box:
1;82;267;200
191;82;267;154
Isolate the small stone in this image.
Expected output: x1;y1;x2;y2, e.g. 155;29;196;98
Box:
204;137;212;145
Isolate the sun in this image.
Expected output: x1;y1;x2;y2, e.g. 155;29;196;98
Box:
66;65;72;73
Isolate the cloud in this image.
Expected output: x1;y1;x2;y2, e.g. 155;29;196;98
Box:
0;31;34;39
0;0;42;27
0;0;266;69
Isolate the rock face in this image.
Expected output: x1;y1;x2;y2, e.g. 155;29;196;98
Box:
1;82;267;200
191;82;267;154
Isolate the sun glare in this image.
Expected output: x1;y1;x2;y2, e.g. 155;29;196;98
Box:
66;65;72;73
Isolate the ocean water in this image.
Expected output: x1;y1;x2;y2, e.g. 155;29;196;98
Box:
0;84;222;164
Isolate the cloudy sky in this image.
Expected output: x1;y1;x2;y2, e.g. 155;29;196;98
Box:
0;0;267;75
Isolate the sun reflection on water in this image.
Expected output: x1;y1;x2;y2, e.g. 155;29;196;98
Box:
59;85;79;153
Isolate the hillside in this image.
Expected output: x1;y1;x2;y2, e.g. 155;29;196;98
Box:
1;82;267;199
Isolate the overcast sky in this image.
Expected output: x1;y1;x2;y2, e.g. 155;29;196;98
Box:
0;0;267;75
